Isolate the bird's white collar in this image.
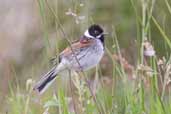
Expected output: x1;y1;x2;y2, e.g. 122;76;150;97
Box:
84;30;94;38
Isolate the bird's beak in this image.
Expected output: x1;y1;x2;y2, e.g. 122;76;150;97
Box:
103;33;108;37
103;33;108;35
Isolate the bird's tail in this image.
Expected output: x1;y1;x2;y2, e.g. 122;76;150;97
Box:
33;66;58;94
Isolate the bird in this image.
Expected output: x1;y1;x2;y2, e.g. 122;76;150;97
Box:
33;24;106;94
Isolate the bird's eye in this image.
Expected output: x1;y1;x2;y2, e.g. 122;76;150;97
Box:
94;30;99;35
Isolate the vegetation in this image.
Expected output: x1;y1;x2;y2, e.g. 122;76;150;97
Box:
2;0;171;114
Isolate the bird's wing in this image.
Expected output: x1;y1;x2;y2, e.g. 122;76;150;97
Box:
59;38;94;59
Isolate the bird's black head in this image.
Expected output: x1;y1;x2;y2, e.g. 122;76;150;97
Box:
88;24;103;38
84;24;105;43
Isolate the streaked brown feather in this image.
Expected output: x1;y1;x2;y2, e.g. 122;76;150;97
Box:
60;38;94;57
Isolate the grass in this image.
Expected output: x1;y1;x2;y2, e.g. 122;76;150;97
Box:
3;0;171;114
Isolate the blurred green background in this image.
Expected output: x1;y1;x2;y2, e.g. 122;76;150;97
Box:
0;0;171;113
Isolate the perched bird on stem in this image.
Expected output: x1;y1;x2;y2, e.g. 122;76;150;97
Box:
33;24;106;94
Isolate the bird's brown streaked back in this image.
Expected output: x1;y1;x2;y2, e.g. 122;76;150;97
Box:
60;38;95;57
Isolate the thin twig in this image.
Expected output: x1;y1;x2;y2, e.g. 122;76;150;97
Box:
69;70;78;114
